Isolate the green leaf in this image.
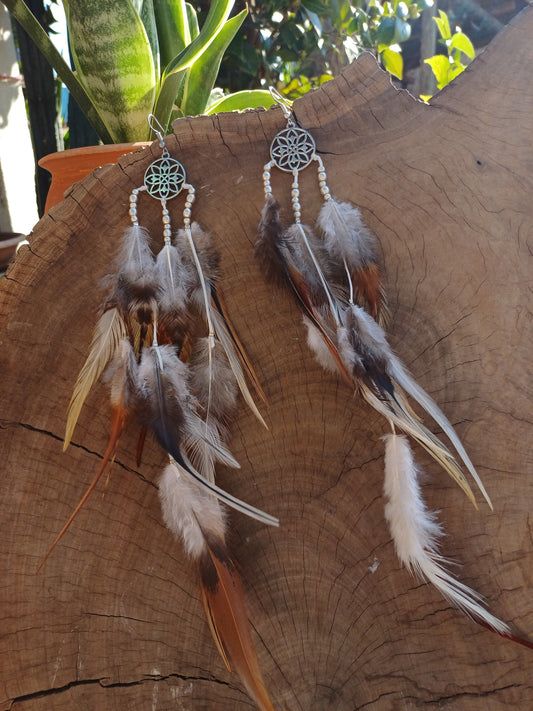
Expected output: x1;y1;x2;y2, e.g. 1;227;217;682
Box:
449;31;475;60
395;2;409;20
447;63;465;83
154;0;235;127
393;17;411;43
374;16;395;47
206;89;275;115
180;9;247;116
66;0;157;143
301;0;326;14
133;0;160;78
381;47;403;79
186;2;199;40
434;9;451;41
153;0;190;70
1;0;113;142
424;54;451;89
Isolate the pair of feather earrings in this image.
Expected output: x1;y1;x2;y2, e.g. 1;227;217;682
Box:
256;89;532;649
46;116;278;711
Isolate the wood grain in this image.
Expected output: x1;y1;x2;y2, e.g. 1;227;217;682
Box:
1;8;533;709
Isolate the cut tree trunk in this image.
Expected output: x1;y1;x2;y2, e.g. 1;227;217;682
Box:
1;8;533;710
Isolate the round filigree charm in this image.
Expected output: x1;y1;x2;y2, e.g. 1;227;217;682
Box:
144;156;186;200
270;126;316;172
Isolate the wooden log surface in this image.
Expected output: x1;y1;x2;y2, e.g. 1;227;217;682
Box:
1;8;533;710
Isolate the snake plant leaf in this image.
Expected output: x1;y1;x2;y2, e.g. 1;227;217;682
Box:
206;90;275;115
133;0;160;80
66;0;157;143
180;9;246;117
153;0;191;70
153;0;235;129
1;0;113;143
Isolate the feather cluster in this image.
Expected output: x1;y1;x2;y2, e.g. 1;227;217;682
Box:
56;212;278;710
256;189;530;646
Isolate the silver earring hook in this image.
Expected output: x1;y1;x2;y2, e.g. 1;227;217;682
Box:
269;86;294;124
147;113;166;148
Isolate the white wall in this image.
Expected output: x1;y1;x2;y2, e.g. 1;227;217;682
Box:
0;5;39;235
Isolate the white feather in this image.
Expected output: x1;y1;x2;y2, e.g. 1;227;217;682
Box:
115;225;155;279
303;315;338;373
383;433;509;634
317;198;378;267
159;462;226;559
155;243;190;311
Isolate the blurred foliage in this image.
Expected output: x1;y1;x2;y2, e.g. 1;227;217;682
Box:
204;0;437;94
423;9;475;94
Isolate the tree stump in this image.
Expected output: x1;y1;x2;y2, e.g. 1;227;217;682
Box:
2;9;533;710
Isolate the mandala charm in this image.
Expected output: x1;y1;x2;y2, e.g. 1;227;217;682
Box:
270;126;316;173
144;154;186;200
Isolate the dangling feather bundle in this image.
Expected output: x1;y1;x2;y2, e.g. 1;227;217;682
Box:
383;433;533;648
159;463;276;711
257;99;531;646
50;122;278;710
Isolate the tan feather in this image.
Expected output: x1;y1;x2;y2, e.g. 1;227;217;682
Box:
64;308;126;450
200;535;276;711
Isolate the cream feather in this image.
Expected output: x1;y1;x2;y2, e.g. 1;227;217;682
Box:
158;461;226;560
383;433;510;635
64;307;127;450
317;198;378;268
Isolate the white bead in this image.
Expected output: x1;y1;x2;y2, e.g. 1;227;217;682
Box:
162;215;170;224
292;201;301;211
183;208;191;218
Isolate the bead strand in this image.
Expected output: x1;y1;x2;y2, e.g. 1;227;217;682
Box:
129;188;140;226
263;163;273;198
291;174;301;223
316;159;331;202
161;198;172;245
183;185;195;228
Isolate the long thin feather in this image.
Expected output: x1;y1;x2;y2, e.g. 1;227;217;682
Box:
158;464;276;710
64;307;126;450
138;347;278;527
345;304;492;508
211;285;268;405
256;197;351;384
382;433;533;648
42;340;137;568
200;536;276;711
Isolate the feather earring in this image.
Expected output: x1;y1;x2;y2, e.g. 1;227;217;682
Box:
256;89;532;647
47;116;278;709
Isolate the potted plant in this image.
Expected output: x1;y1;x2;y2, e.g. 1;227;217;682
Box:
3;0;274;208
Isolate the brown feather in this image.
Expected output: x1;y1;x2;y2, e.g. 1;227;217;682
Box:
199;535;276;711
40;404;127;570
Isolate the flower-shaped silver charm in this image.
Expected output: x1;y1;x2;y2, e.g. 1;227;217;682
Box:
270;126;316;172
144;155;186;200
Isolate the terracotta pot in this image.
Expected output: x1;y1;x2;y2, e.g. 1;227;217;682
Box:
38;142;150;213
0;232;25;271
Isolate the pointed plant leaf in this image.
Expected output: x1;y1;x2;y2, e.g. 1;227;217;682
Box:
66;0;157;143
206;89;276;115
153;0;190;70
153;0;235;129
181;9;246;117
